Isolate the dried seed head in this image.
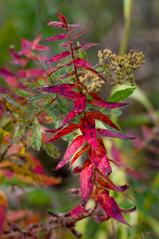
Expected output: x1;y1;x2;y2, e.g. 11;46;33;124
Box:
79;70;105;93
98;49;144;85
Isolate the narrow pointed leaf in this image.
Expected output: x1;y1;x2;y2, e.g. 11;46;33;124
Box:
70;144;89;167
90;139;112;176
80;163;93;204
46;33;67;42
61;93;86;126
80;116;98;149
82;42;98;50
0;68;14;77
48;21;66;28
46;51;70;64
47;123;79;142
89;93;128;109
98;191;128;224
98;128;134;140
73;58;92;68
56;135;85;170
97;175;128;192
67;205;86;220
87;111;119;130
41;84;77;99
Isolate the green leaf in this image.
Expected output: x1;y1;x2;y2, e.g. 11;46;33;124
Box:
31;118;42;151
43;143;60;159
108;84;136;102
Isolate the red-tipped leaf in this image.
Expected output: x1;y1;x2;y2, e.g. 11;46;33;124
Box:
98;191;128;224
80;163;93;204
46;51;70;64
90;139;112;176
47;123;79;142
56;135;85;170
87;111;119;130
41;84;77;99
80;115;98;149
98;128;134;140
90;93;128;109
46;33;67;42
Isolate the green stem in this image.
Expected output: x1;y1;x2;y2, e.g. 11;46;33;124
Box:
119;0;133;55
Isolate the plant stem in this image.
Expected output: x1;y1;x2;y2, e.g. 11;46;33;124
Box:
119;0;133;55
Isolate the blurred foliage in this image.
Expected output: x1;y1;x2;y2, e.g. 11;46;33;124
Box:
0;0;159;238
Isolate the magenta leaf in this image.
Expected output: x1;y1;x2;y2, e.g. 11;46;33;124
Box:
61;93;86;126
87;111;119;130
66;205;86;220
46;51;70;64
0;68;14;77
47;123;79;142
69;144;89;167
82;42;98;50
89;93;128;109
98;128;134;140
32;35;49;51
80;115;98;149
73;58;92;68
98;191;128;224
48;21;66;28
41;84;77;99
56;135;85;170
80;163;93;204
97;175;128;193
46;33;67;42
90;139;112;176
9;47;28;66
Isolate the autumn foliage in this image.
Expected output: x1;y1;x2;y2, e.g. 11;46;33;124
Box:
0;12;144;238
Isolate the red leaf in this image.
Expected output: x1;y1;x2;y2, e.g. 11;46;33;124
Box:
18;68;45;78
67;205;86;220
80;163;93;204
69;144;89;167
87;111;119;130
89;93;128;109
32;35;49;51
97;175;128;193
61;41;72;48
73;159;92;174
111;143;122;164
56;135;85;170
82;42;98;50
9;47;28;66
73;58;92;68
47;123;79;142
46;33;67;42
0;68;14;77
90;139;112;176
98;128;134;140
98;191;128;224
61;93;86;126
48;21;66;28
41;84;77;99
57;12;68;25
61;111;77;126
80;115;98;149
46;51;70;64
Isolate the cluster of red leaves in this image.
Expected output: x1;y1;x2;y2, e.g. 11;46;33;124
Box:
0;12;137;238
0;25;60;237
40;12;135;228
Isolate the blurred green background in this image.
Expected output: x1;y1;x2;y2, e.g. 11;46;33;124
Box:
0;0;159;238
